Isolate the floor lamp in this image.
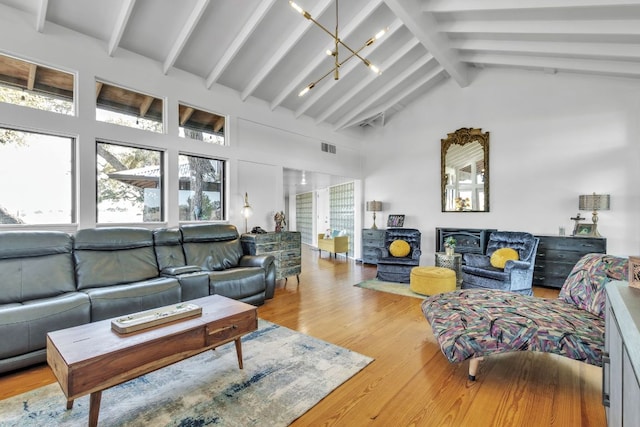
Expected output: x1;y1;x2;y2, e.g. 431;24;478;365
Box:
241;192;253;233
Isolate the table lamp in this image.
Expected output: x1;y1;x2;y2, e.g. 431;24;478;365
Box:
366;200;382;230
578;192;610;237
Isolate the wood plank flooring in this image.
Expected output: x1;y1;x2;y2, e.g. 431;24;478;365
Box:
0;245;606;426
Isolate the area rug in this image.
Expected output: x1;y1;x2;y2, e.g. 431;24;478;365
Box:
0;320;373;427
355;279;425;299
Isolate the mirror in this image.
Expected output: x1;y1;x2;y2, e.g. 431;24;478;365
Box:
441;128;489;212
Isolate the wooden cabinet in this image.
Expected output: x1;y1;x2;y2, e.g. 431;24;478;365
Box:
362;229;385;264
533;235;606;288
241;232;301;282
604;282;640;426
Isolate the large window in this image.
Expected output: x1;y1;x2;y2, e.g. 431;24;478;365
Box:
97;142;163;223
178;103;225;145
0;127;74;224
96;80;163;133
0;53;74;115
178;154;225;221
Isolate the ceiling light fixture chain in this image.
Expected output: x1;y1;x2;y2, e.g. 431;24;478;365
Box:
290;0;386;96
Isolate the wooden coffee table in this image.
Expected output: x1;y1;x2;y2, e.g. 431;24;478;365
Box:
46;295;257;427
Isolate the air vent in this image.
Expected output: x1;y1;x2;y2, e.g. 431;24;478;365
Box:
321;142;336;154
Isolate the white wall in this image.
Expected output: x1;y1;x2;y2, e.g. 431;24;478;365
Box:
0;5;363;232
365;67;640;262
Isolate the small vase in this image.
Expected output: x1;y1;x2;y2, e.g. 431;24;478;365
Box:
445;247;454;256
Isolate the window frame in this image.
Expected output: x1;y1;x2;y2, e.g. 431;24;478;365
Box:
96;140;165;224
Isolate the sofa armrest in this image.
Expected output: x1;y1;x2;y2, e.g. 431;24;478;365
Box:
376;247;390;258
239;254;275;270
464;253;491;268
504;259;532;272
411;249;422;260
240;254;276;299
161;265;202;276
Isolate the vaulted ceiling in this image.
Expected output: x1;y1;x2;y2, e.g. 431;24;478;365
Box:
1;0;640;132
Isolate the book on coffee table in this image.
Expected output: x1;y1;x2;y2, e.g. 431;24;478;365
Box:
111;303;202;334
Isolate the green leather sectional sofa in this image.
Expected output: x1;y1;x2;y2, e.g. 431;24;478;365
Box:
0;223;275;374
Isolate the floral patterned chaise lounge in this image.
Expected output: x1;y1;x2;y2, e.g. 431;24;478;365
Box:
421;253;628;380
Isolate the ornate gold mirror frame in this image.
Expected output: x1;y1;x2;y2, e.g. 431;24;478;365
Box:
441;128;490;212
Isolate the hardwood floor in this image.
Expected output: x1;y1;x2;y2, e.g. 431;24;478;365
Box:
0;245;606;426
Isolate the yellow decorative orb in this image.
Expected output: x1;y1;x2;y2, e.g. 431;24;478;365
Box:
389;239;411;257
490;247;520;269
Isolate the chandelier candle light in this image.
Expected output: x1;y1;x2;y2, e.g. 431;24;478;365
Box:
290;0;387;96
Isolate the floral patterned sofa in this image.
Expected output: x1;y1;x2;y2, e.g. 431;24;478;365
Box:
421;253;628;380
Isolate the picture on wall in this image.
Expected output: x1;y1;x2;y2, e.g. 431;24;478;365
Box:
387;214;405;228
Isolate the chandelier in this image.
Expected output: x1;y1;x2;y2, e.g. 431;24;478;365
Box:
289;0;386;96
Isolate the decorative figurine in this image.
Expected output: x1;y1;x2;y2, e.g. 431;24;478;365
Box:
274;211;286;232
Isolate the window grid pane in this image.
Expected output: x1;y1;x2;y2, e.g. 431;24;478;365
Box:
296;192;313;245
330;182;354;256
96;142;163;223
0;128;74;224
178;154;225;221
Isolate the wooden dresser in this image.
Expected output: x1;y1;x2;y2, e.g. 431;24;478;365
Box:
533;235;607;288
241;231;301;282
362;229;385;264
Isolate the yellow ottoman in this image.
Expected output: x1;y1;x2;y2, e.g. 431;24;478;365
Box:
410;266;456;296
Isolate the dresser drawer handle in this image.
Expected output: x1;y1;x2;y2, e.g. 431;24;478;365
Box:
208;324;238;335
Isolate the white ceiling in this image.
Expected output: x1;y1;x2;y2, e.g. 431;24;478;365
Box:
2;0;640;194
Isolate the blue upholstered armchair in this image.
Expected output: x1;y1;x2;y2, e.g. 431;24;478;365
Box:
462;231;539;295
376;228;421;283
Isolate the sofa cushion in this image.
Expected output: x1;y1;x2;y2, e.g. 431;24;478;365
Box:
181;224;244;271
559;254;628;318
153;228;187;270
82;277;181;322
389;239;411;257
0;231;75;304
0;292;90;359
490;247;519;269
74;228;160;289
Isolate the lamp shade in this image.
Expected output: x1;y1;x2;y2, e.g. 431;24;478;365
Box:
366;201;382;212
579;193;610;211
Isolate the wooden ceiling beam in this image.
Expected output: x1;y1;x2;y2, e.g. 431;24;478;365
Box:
36;0;48;33
270;0;384;111
139;95;154;117
334;54;435;129
95;81;103;98
179;107;194;125
27;64;37;90
108;0;136;56
213;116;225;133
163;0;210;74
206;0;277;88
315;37;420;125
240;0;333;101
